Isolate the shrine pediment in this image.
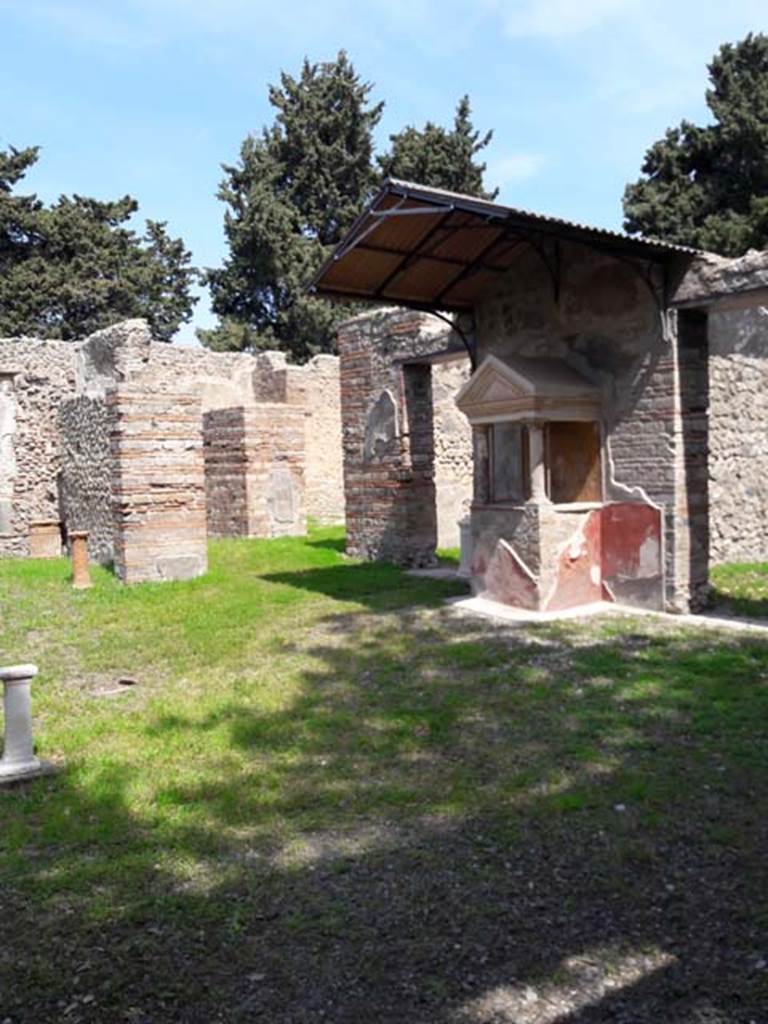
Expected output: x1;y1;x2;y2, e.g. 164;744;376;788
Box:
456;354;600;423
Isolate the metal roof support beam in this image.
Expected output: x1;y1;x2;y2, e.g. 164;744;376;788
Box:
432;229;522;305
370;204;454;218
373;210;458;299
427;310;478;371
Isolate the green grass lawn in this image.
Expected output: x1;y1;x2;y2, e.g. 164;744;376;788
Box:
1;529;767;1023
711;561;768;619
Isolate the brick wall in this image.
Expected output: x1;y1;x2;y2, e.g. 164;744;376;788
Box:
338;308;469;566
203;404;306;539
109;388;208;584
0;320;345;562
432;359;472;548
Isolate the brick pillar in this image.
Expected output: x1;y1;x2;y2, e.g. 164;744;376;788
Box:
401;363;437;563
338;309;447;567
672;311;710;610
203;404;306;539
109;388;207;584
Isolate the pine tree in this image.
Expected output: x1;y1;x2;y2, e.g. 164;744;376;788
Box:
202;52;383;361
0;145;197;341
623;33;768;255
379;95;497;199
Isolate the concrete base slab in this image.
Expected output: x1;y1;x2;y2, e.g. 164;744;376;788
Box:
447;595;611;623
446;595;768;634
0;759;57;786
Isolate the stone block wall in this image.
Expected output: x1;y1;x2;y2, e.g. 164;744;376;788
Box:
432;359;472;548
301;355;345;525
109;388;208;584
58;396;113;563
203;404;306;539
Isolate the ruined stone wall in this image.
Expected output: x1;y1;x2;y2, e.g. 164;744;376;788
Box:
0;321;345;560
77;320;259;411
0;338;76;556
110;388;208;584
707;303;768;564
299;356;345;525
58;397;113;564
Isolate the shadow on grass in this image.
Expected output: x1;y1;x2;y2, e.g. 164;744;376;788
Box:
305;534;347;554
2;609;768;1023
710;563;768;622
263;562;466;609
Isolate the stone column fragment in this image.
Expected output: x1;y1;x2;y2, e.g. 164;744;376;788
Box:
0;664;51;783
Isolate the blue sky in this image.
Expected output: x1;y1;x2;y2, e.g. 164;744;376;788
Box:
1;0;765;342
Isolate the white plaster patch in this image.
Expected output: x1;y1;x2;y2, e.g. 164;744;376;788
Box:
638;533;660;578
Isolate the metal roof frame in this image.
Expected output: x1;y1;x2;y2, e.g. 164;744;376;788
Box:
308;179;701;317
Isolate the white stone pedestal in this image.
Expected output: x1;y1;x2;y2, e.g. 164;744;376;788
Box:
0;664;52;783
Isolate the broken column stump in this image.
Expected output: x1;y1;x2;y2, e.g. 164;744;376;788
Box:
70;530;92;589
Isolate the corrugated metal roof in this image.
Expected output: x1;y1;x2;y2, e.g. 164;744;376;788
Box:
384;180;702;255
309;178;701;314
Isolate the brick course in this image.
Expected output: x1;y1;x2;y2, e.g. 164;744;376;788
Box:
109;388;208;584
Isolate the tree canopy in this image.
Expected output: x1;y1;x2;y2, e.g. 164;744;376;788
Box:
201;55;496;360
0;145;197;342
201;52;383;361
379;95;497;200
623;33;768;256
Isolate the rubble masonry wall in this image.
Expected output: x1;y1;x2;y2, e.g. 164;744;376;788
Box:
707;303;768;564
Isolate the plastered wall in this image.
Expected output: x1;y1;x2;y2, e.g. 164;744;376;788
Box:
473;241;703;610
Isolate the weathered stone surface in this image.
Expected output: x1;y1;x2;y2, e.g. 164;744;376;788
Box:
0;320;346;563
363;390;398;461
203;404;306;539
707;303;768;564
58;396;113;564
0;339;75;557
674;250;768;307
28;521;62;559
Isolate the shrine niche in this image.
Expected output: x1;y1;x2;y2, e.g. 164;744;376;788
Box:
456;354;603;509
456;353;663;613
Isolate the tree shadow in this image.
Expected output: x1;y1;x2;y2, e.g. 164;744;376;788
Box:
263;562;466;609
709;590;768;623
305;534;347;554
2;608;767;1022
